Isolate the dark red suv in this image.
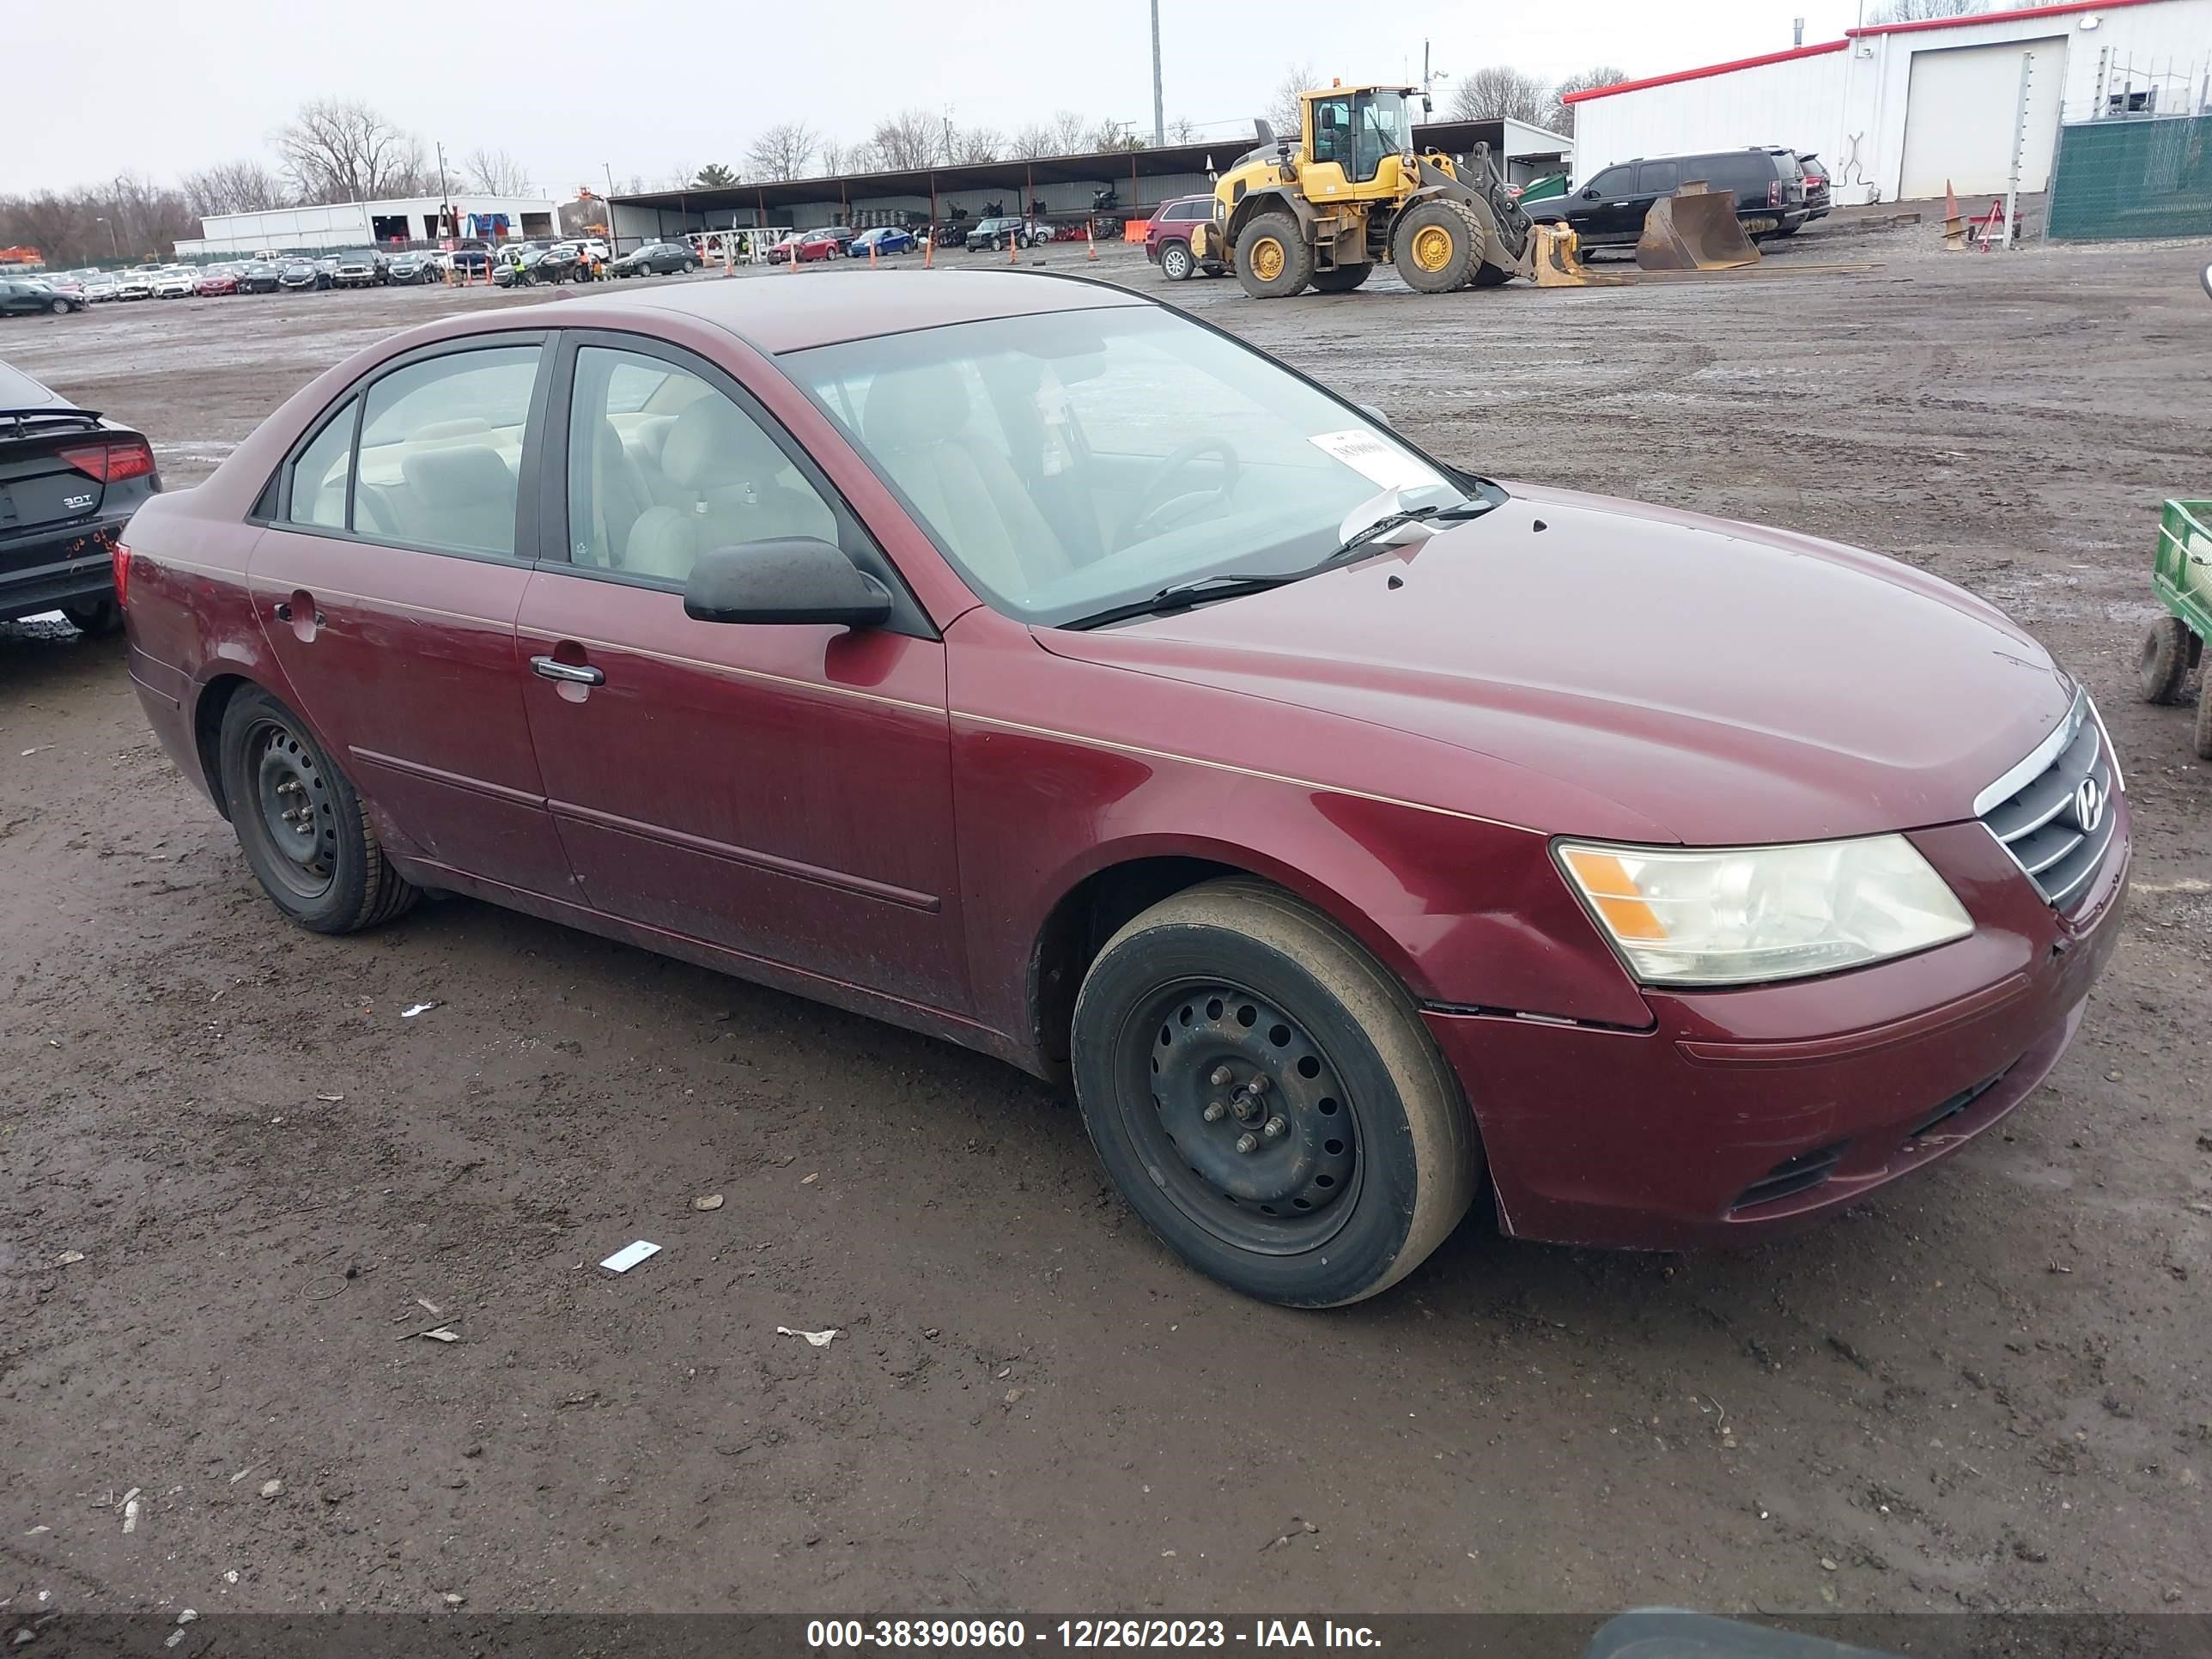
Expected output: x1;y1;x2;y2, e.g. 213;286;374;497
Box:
112;271;2128;1307
1146;194;1224;281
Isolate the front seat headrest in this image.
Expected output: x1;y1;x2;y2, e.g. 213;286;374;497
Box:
863;364;969;453
401;444;513;507
660;397;781;492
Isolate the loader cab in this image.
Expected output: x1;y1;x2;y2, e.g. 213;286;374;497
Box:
1300;86;1416;197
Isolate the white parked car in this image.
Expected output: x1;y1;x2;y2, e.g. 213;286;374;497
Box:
153;268;198;299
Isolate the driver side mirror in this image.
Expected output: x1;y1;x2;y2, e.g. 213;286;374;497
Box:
684;538;892;629
1582;186;1601;199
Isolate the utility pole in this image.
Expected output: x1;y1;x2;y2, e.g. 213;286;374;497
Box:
434;140;452;241
1150;0;1165;147
605;161;618;249
1419;40;1448;117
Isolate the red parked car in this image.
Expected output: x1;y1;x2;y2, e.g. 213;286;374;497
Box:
1146;193;1225;282
114;272;2128;1306
194;267;240;297
792;227;852;263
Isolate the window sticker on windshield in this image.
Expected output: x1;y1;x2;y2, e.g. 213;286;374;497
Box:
1308;429;1445;493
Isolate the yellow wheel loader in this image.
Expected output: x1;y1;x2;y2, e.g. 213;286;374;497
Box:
1188;82;1592;296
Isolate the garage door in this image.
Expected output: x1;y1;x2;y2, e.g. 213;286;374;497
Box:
1898;36;2067;200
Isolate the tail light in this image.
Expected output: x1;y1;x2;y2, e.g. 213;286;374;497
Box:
111;540;133;611
1768;179;1784;208
58;438;156;484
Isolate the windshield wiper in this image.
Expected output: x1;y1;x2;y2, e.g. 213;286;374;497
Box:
1060;571;1308;630
1320;498;1494;566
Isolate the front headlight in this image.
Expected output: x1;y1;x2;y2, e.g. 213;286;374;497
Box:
1555;834;1972;988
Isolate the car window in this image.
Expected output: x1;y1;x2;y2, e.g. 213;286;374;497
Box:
564;345;839;584
787;306;1465;628
1695;153;1766;197
1585;166;1632;197
289;400;358;530
1637;160;1680;194
355;344;541;556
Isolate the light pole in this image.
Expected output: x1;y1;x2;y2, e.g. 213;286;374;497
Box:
1149;0;1164;148
604;161;617;251
97;216;118;259
434;140;453;243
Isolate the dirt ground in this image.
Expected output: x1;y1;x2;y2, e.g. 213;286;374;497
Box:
3;216;2209;1626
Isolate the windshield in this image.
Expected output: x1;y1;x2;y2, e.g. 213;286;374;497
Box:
784;305;1474;628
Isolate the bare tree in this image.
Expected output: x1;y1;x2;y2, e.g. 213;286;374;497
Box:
1868;0;1985;18
1165;116;1200;144
1047;110;1092;154
1007;124;1057;159
1089;118;1144;151
1266;64;1317;139
462;147;534;195
1549;65;1627;135
746;122;819;181
180;159;287;217
1448;66;1554;125
0;173;197;266
274;100;428;204
871;109;945;171
946;125;1006;164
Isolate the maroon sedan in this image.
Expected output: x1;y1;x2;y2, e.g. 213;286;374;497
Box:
114;272;2128;1306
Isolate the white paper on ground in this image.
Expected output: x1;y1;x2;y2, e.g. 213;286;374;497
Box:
776;1326;840;1347
1308;429;1447;494
599;1240;661;1273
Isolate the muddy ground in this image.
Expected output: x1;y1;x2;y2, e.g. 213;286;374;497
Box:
3;216;2209;1626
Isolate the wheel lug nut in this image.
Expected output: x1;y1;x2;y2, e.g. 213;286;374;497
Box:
1234;1132;1260;1155
1262;1115;1288;1139
1202;1101;1226;1123
1209;1065;1233;1087
1247;1073;1270;1096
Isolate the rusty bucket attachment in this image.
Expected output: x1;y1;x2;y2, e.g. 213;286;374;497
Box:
1530;222;1615;286
1637;181;1760;272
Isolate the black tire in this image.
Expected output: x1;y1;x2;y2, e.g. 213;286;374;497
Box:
217;687;417;934
62;600;122;636
1391;198;1482;294
1468;262;1511;288
1310;263;1373;294
1773;222;1802;237
2140;615;2194;704
1158;241;1194;282
1071;878;1480;1308
1233;213;1314;299
2197;667;2212;761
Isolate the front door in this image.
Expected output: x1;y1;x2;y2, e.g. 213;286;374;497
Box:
245;337;574;895
1573;164;1638;244
514;335;968;1012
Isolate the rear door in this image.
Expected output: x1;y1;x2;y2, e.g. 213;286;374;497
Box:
1632;159;1682;232
245;333;575;895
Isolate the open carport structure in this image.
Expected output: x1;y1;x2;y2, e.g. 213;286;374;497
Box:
605;118;1570;250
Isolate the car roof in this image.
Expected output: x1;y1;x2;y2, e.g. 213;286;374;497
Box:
548;269;1149;355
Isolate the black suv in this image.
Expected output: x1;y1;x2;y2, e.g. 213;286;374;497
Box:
1530;147;1809;249
1;358;161;634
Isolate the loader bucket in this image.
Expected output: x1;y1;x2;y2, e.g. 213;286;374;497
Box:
1530;222;1606;286
1636;182;1760;271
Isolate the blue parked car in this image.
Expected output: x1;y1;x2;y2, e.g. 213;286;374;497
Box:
848;227;918;258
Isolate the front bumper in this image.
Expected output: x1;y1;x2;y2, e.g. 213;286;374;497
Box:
1424;811;2130;1249
3;516;127;622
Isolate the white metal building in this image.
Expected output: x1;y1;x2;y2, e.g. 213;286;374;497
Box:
175;196;559;257
1565;0;2212;204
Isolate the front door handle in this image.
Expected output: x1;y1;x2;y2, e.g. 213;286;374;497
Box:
531;655;605;687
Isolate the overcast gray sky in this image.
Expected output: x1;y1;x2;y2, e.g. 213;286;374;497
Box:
9;0;1864;198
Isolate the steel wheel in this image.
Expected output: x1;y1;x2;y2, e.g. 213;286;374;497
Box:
1129;983;1362;1253
1249;235;1285;283
1160;242;1194;281
246;717;339;902
1408;224;1454;274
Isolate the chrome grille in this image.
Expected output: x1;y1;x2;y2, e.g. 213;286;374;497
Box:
1974;689;2118;912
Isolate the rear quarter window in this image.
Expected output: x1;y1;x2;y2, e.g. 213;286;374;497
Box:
1692;154;1771;198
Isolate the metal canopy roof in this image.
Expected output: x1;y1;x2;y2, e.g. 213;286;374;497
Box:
609;120;1525;216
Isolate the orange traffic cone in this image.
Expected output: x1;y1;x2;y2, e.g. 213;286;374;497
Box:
869;239;878;269
1085;221;1097;262
1943;180;1966;251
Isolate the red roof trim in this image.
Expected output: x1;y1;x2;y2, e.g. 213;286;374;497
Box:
1846;0;2159;36
1571;0;2167;105
1561;39;1846;104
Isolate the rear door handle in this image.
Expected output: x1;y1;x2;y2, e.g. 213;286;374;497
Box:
531;655;605;686
273;601;325;626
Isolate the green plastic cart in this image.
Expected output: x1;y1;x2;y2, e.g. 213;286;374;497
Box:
2138;497;2212;757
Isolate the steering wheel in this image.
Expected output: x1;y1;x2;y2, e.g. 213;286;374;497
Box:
1117;441;1241;550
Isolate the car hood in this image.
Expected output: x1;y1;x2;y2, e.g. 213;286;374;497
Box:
1034;483;2074;845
